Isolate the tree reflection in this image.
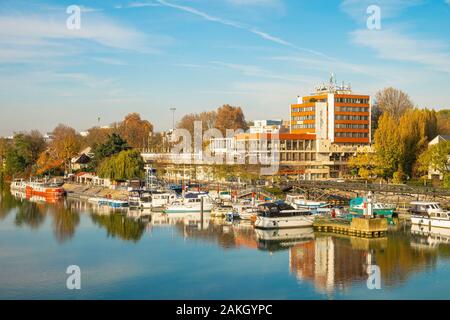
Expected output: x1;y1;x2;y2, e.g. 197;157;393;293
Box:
90;213;146;242
0;187;21;220
14;201;46;229
50;201;80;243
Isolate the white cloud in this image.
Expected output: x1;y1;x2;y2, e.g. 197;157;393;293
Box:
351;28;450;73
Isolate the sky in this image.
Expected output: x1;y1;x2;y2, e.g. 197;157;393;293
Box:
0;0;449;136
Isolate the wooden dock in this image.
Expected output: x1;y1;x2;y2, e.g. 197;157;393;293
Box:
313;217;388;238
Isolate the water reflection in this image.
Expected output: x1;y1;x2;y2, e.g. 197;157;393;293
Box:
2;188;450;297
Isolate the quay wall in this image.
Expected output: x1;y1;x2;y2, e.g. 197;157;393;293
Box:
63;183;128;201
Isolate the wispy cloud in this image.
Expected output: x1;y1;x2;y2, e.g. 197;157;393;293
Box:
350;28;450;73
114;1;161;9
155;0;331;59
91;57;128;66
211;61;318;83
0;12;173;63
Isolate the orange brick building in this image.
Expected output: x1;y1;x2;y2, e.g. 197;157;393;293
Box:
290;75;371;144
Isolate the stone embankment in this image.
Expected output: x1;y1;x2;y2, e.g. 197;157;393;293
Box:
63;183;128;201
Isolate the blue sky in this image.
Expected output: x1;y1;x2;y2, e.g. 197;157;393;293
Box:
0;0;449;136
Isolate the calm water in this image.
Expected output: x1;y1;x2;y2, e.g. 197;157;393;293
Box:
1;188;450;300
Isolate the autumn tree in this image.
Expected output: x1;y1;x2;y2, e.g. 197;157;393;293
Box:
215;105;247;135
177;111;217;137
49;124;82;174
436;109;450;135
376;87;414;120
398;108;438;178
118;113;153;149
84;126;113;147
373;113;402;180
348;153;381;179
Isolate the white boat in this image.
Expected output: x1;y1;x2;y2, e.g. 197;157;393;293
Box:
233;201;258;220
409;201;444;215
411;211;450;229
254;202;314;229
164;193;213;213
285;194;341;216
128;190;176;209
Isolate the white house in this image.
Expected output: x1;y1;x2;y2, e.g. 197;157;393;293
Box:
428;135;450;180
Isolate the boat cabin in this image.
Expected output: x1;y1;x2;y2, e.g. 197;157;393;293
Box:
257;202;312;218
410;202;442;215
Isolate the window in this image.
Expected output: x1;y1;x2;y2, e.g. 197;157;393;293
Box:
335;132;368;138
335;115;369;121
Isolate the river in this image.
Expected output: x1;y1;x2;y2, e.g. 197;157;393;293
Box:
1;187;450;299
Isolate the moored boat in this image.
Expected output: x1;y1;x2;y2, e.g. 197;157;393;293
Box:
349;197;395;217
164;193;213;213
254;202;314;229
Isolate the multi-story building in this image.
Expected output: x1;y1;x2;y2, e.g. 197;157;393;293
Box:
290;74;371;145
144;76;374;181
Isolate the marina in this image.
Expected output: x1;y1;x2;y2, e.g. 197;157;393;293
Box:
1;185;450;299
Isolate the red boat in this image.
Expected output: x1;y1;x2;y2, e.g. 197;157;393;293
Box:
24;182;65;200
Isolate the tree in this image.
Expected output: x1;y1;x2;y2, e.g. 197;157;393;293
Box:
436;109;450;135
177;111;217;137
118;113;153;149
84;126;113;147
376;87;414;120
4;132;46;177
417;141;450;188
348;153;381;179
91;133;129;170
215;105;247;135
50;124;82;174
97;149;144;181
398;108;438;178
373;113;402;179
0;138;10;180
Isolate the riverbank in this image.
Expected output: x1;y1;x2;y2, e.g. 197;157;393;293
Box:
63;183;128;201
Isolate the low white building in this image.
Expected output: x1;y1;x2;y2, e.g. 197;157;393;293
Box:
428;135;450;180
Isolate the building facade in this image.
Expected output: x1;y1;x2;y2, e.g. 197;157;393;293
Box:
290;75;371;145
